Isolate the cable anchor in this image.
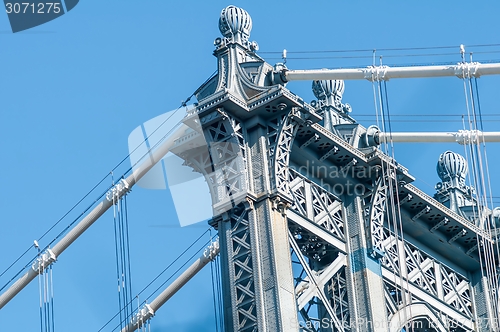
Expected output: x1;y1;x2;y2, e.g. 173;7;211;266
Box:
454;62;480;79
31;248;56;273
454;129;481;145
106;179;130;203
129;303;155;329
203;240;220;261
363;65;389;82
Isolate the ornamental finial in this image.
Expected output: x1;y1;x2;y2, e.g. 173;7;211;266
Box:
219;6;252;43
436;150;468;185
312;79;345;105
434;151;476;220
311;78;351;130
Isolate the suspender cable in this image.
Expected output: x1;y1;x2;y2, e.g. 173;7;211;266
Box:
215;253;224;331
459;60;500;325
209;233;219;332
470;77;500;322
113;194;134;331
0;105;179;290
371;73;405;321
210;230;224;332
468;77;500;322
384;78;416;326
0;174;111;288
123;197;134;330
118;239;220;332
37;246;44;332
37;250;55;332
112;180;123;329
471;76;500;271
374;75;413;328
0;122;191;310
473;76;500;314
97;228;212;332
0;68;218;309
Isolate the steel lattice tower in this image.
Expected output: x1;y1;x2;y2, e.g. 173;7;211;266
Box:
0;6;499;332
164;5;500;332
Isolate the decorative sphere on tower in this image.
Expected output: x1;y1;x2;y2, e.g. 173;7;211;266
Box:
219;5;252;42
312;79;345;103
436;151;468;185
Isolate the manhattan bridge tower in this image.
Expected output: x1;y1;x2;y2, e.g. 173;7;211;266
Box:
162;5;500;332
1;4;499;332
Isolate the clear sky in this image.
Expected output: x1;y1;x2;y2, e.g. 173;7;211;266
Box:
0;1;499;331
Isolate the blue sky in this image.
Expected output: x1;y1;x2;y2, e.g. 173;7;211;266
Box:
0;1;499;331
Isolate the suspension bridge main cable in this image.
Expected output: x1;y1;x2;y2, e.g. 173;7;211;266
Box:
115;240;211;332
0;68;218;310
0;69;218;291
111;237;217;332
97;228;211;332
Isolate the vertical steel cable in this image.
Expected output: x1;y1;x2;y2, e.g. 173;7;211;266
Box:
49;265;55;332
38;247;44;332
113;185;134;330
112;175;124;330
37;253;55;332
124;196;134;322
380;78;414;329
371;75;406;328
460;64;499;327
468;79;499;323
119;198;128;327
469;75;500;322
209;229;220;332
215;254;224;331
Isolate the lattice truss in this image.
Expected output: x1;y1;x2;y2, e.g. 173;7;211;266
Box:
226;205;258;332
367;179;475;331
286;168;476;331
187;107;478;331
288;169;345;240
267;111;297;196
184;112;257;331
364;177;388;254
381;229;474;331
186;108;297;206
287;169;350;331
182;111;248;207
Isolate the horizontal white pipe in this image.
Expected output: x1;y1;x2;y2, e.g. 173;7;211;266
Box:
286;68;366;81
283;62;500;82
0;124;190;310
378;131;500;144
121;240;220;332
